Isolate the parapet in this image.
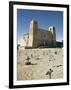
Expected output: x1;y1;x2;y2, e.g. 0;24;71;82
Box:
30;20;37;24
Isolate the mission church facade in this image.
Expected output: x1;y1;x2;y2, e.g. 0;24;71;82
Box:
21;20;56;48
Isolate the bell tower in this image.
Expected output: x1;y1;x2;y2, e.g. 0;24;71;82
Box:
48;26;56;47
28;20;38;47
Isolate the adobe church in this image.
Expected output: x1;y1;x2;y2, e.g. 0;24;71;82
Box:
21;20;56;48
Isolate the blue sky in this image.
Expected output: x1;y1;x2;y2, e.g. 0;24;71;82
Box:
17;9;63;44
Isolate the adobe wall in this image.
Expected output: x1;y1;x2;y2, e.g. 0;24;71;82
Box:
35;28;53;47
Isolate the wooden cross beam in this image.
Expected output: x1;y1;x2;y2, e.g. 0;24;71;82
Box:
46;68;53;79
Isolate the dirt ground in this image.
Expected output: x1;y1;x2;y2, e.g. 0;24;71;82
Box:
17;48;63;80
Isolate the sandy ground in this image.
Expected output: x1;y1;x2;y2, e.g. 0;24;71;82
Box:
17;48;63;80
